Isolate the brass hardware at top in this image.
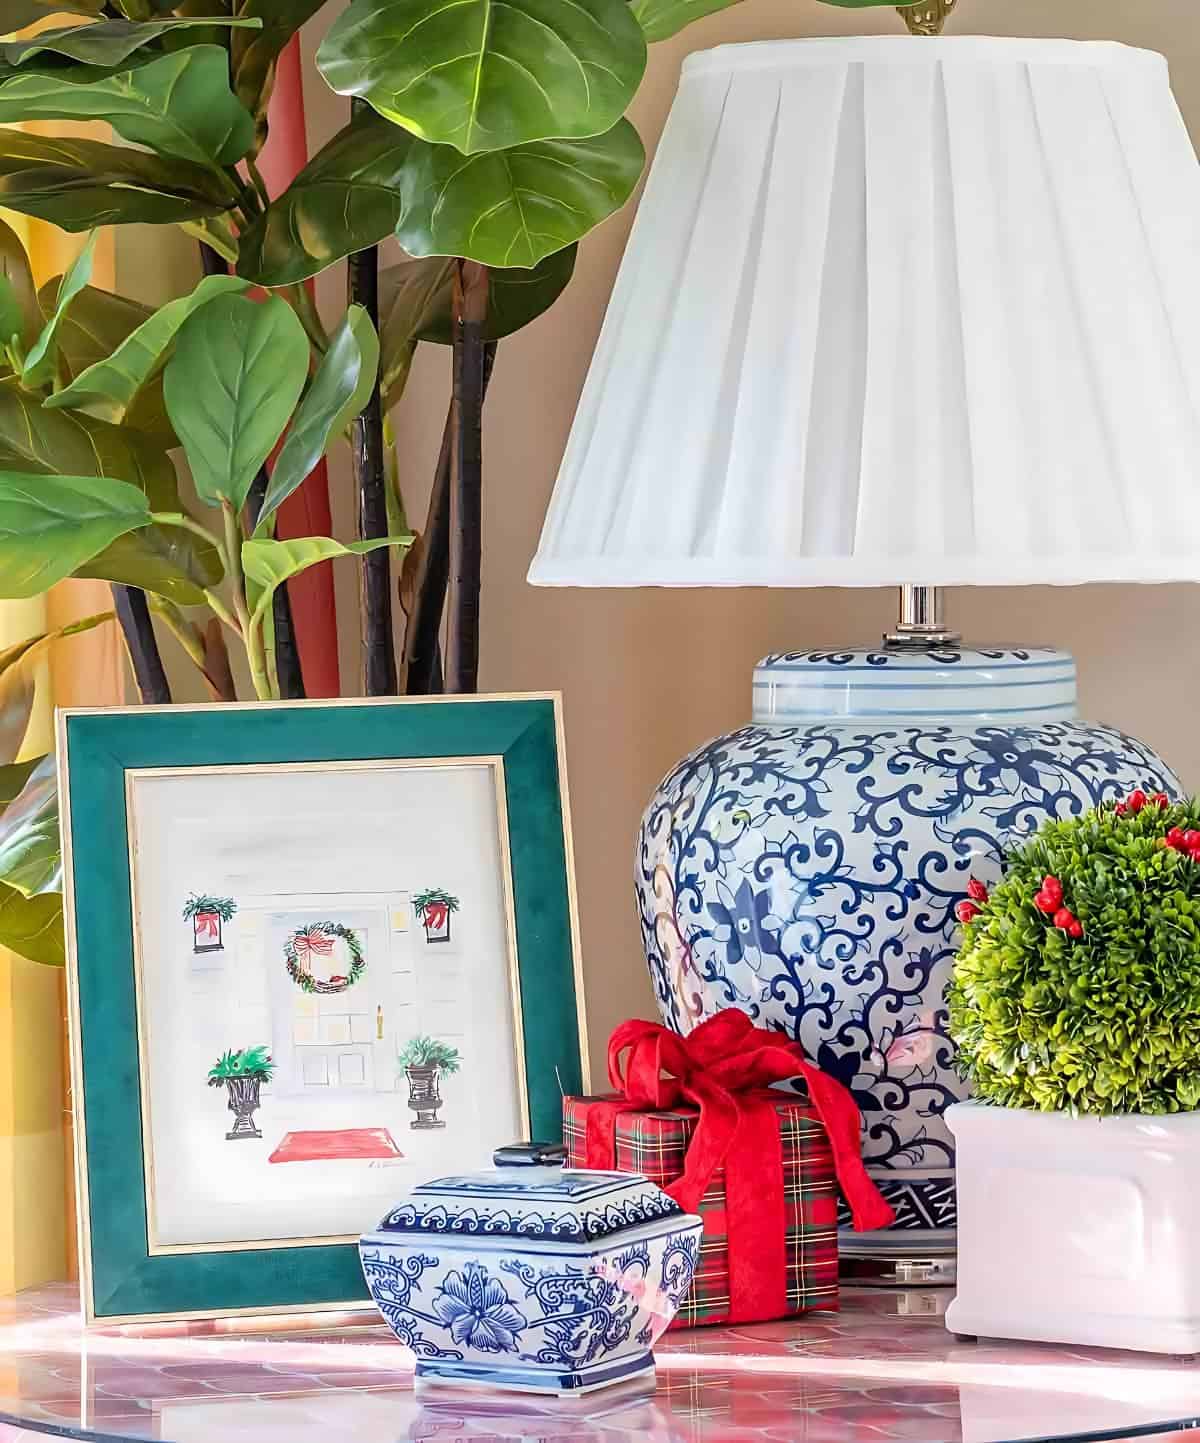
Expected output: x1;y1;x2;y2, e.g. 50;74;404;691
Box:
897;0;957;34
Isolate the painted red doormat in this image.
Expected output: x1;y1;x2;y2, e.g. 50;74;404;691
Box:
267;1128;402;1163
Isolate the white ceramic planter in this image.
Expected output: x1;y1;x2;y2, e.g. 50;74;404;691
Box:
946;1101;1200;1354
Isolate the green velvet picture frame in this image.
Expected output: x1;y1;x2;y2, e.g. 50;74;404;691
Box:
58;695;586;1325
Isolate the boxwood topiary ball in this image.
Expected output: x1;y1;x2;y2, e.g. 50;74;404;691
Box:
948;794;1200;1115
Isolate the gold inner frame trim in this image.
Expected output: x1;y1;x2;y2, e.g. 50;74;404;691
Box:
126;755;525;1259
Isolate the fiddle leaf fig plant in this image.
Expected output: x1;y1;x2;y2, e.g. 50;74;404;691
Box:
0;229;411;704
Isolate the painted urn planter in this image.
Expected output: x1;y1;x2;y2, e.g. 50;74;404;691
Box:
360;1162;703;1394
636;647;1179;1257
405;1064;446;1129
946;1102;1200;1354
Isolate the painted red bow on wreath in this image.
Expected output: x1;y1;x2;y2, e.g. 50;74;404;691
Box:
293;926;335;960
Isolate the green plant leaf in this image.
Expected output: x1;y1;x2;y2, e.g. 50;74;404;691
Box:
0;217;40;351
236;109;413;286
382;246;575;350
164;292;309;512
0;277;22;353
0;755;59;897
329;304;380;443
0;612;111;765
317;0;645;155
0;373;166;484
378;248;574;407
630;0;738;41
0;664;34;766
3;1;104;32
256;305;378;534
38;278;173;441
243;533;411;630
0;759;40;811
0;381;220;601
0;883;63;965
239;111;636;282
42;277;150;372
0;128;234;231
0;471;153;598
396;122;643;268
21;229;95;389
0;46;256;168
231;0;328;148
48;272;248;428
1;16;261;69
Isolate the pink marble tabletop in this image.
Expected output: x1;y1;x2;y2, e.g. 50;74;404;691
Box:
1;1283;1199;1443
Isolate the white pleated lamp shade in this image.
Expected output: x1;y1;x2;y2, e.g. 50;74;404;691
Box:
529;36;1200;588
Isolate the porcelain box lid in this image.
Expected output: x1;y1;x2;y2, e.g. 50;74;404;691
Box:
372;1163;684;1244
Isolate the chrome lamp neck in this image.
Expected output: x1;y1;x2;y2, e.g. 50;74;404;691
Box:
883;585;963;648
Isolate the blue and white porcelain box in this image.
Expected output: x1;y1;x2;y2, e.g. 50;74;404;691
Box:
359;1164;703;1394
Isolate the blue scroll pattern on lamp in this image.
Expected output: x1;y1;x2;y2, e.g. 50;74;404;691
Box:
635;648;1180;1236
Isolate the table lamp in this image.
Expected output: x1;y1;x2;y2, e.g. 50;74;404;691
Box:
529;34;1200;1279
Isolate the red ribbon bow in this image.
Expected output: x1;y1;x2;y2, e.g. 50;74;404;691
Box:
196;912;219;938
584;1011;894;1323
295;928;335;959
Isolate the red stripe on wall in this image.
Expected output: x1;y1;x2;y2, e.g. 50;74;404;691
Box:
258;36;342;698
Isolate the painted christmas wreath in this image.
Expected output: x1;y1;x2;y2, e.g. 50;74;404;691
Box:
284;921;365;995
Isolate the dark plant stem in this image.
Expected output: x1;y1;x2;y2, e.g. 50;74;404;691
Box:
245;469;305;699
403;410;452;696
202;619;237;704
198;241;227;278
445;262;490;695
348;105;398;696
406;341;496;696
112;586;171;704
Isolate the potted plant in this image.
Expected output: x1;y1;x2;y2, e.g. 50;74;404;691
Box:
398;1035;461;1130
207;1046;274;1141
412;889;459;945
944;788;1200;1354
182;893;237;953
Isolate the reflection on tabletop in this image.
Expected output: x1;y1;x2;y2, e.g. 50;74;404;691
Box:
1;1283;1200;1443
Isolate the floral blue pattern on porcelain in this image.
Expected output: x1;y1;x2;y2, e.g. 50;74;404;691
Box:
636;647;1180;1245
360;1164;703;1393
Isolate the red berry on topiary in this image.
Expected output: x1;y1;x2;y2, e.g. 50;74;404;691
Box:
967;878;989;903
1068;920;1084;939
1128;789;1148;813
1167;827;1187;850
955;900;980;924
1152;792;1171;809
1053;907;1075;931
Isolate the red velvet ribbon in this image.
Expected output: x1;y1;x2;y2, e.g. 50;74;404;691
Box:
584;1011;894;1322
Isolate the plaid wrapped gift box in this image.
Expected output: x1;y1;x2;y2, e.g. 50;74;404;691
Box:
564;1092;838;1328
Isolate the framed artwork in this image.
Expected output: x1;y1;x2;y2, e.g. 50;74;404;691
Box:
59;695;587;1325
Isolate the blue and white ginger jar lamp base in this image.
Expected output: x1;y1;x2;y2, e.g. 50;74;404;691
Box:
636;646;1180;1264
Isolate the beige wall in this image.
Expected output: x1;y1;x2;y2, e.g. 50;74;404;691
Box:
133;3;1200;1077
